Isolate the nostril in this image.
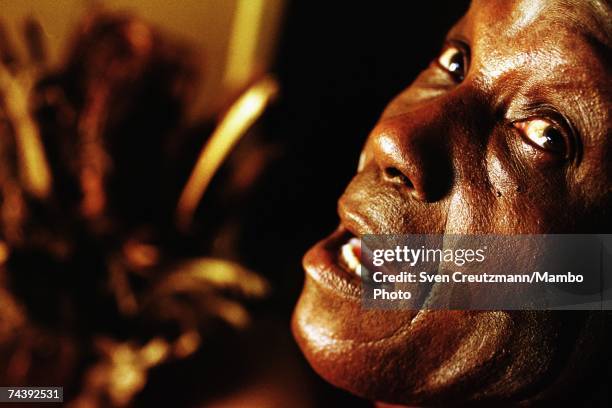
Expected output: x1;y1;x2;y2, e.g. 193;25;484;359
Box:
383;167;401;180
383;167;413;188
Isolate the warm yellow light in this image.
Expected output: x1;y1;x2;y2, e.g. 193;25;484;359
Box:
223;0;266;89
0;65;52;198
0;241;9;265
140;338;170;366
176;76;278;229
173;331;200;358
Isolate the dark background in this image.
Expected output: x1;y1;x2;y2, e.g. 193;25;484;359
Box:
237;2;472;405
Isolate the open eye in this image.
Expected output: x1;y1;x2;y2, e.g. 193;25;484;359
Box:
514;118;567;156
437;43;468;82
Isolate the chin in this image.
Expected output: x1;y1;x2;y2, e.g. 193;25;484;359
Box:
292;226;611;406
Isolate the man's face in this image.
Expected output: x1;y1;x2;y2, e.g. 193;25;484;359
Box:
293;0;611;405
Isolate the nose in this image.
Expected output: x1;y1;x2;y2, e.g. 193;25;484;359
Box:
370;104;453;202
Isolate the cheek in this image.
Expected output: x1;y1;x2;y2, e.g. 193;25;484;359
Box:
486;153;518;195
445;150;570;234
444;153;512;234
482;151;570;233
357;149;367;172
357;138;375;173
485;153;530;233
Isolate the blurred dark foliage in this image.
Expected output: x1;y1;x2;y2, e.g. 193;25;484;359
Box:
1;11;272;407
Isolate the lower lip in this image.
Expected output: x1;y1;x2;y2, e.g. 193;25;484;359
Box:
303;227;435;309
302;226;362;298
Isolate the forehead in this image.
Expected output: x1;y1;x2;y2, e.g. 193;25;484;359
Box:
482;0;611;43
463;0;610;78
455;0;611;146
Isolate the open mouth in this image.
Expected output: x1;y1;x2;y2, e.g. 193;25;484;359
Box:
303;224;397;298
302;225;363;298
339;235;362;278
303;224;436;309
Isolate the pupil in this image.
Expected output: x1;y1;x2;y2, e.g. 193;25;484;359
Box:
449;52;464;80
542;127;563;150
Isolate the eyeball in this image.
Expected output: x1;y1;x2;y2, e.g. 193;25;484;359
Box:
437;44;468;82
514;118;567;156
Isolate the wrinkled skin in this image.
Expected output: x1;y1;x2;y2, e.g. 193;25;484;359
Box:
293;0;612;406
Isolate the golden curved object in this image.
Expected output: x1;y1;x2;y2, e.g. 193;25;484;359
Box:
176;75;278;229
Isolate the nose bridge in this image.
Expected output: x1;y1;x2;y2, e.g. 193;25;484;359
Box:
370;98;455;202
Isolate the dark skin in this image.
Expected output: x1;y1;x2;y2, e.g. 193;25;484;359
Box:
293;0;611;406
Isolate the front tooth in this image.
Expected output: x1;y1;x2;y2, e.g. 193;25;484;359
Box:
341;240;362;277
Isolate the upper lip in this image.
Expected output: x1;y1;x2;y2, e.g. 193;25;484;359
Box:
302;225;362;298
338;199;376;238
337;198;442;309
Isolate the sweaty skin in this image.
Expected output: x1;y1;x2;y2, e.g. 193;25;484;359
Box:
293;0;612;406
